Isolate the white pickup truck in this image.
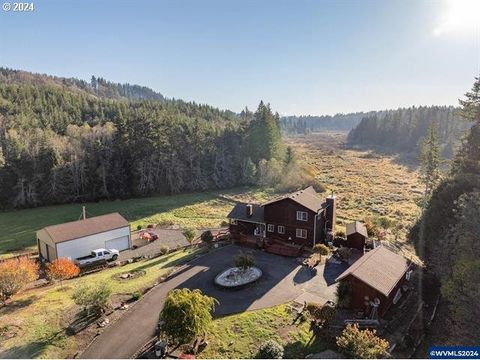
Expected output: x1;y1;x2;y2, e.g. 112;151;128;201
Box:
75;248;119;266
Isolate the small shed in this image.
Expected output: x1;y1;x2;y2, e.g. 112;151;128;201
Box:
336;246;410;316
346;221;368;250
37;213;131;262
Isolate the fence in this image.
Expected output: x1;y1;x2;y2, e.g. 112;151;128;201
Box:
0;250;38;263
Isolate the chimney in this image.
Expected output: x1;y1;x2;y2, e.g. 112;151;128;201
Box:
325;195;336;235
246;204;253;217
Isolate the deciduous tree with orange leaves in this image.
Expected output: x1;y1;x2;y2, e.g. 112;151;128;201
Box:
47;258;80;287
0;257;39;303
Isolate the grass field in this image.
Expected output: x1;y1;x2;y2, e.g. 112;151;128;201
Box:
199;304;325;359
0;188;273;258
0;248;199;359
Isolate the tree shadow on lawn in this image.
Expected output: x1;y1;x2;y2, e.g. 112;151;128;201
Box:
0;329;66;359
283;333;327;358
0;295;39;315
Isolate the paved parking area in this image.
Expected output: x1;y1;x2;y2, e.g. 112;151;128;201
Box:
81;245;348;359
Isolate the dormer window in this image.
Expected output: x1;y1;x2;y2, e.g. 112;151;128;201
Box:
296;211;308;221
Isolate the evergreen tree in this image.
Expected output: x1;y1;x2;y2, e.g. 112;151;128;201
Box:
247;101;283;163
420;124;441;197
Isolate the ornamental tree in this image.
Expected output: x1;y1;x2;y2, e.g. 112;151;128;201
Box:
160;288;217;346
47;258;80;287
234;252;255;271
72;283;112;316
336;323;389;359
0;257;39;303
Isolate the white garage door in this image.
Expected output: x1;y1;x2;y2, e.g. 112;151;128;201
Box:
105;236;129;251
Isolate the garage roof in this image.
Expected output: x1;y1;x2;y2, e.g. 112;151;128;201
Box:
42;213;129;243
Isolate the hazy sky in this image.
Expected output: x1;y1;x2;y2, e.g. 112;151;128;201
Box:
1;0;479;115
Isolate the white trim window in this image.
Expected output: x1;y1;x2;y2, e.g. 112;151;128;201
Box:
267;224;275;232
296;211;308;221
278;225;285;234
296;228;307;239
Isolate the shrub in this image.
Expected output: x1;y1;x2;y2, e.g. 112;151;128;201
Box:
337;247;352;261
201;230;214;243
336;229;346;238
159;246;169;255
72;283;112;315
234;253;255;270
256;339;284;359
305;303;336;327
132;291;142;301
182;227;197;245
160;288;217;346
336;323;389;358
305;302;323;319
0;257;38;302
313;244;330;256
335;281;352;308
47;258;80;286
136;224;142;231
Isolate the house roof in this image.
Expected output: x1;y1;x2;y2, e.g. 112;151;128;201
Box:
42;213;129;244
227;202;265;223
263;186;325;213
336;246;409;297
346;221;368;238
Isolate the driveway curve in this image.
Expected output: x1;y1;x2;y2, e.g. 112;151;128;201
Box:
80;245;342;359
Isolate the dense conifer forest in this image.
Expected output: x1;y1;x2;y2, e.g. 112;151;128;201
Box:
410;77;480;345
280;112;369;133
346;106;470;158
0;69;295;209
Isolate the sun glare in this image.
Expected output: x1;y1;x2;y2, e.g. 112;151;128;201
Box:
433;0;480;37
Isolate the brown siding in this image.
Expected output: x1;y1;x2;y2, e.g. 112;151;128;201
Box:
342;273;408;316
264;198;316;246
230;221;258;238
347;233;366;250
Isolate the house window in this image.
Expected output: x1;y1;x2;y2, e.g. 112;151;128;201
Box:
267;224;275;232
296;211;308;221
278;225;285;234
231;219;238;225
296;228;307;239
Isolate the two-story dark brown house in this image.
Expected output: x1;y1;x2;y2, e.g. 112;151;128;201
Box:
227;186;336;247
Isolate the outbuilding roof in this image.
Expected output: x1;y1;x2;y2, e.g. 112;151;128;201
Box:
336;246;409;297
263;186;325;213
346;221;368;238
42;213;129;243
227;202;265;223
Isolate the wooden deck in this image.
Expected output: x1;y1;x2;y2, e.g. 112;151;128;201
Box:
232;233;304;257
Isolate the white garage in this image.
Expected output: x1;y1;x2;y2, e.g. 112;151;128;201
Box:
37;212;131;262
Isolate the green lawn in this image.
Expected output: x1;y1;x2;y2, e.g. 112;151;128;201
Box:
0;187;274;258
0;248;200;359
199;304;326;359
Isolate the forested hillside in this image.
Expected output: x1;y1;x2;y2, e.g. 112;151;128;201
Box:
0;69;308;209
347;106;470;158
410;77;480;345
